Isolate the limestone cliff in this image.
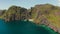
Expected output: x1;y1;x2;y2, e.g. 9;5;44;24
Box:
28;4;60;33
3;6;28;21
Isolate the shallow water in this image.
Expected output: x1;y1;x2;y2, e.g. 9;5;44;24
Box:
0;20;58;34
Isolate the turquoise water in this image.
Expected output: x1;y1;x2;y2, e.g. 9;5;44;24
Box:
0;20;58;34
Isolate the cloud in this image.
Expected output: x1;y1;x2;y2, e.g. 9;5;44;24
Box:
57;0;60;6
58;0;60;1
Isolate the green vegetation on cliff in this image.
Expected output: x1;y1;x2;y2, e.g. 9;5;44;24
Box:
28;4;60;33
2;5;28;21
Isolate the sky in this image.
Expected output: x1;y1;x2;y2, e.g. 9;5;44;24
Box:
0;0;60;9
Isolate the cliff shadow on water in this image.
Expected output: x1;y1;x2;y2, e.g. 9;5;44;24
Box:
4;20;58;34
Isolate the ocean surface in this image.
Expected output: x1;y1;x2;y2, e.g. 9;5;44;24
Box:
0;20;58;34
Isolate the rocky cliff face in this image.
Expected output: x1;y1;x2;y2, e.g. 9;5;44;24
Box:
3;6;28;21
28;4;60;33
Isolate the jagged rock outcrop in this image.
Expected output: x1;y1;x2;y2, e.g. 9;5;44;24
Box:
4;6;28;21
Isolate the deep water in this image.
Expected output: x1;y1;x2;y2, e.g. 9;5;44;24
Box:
0;20;58;34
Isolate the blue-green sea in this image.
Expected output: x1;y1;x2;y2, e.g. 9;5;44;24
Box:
0;20;58;34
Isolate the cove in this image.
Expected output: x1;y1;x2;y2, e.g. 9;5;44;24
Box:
0;20;58;34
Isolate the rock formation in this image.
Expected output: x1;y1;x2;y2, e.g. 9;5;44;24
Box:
3;6;28;21
28;4;60;33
